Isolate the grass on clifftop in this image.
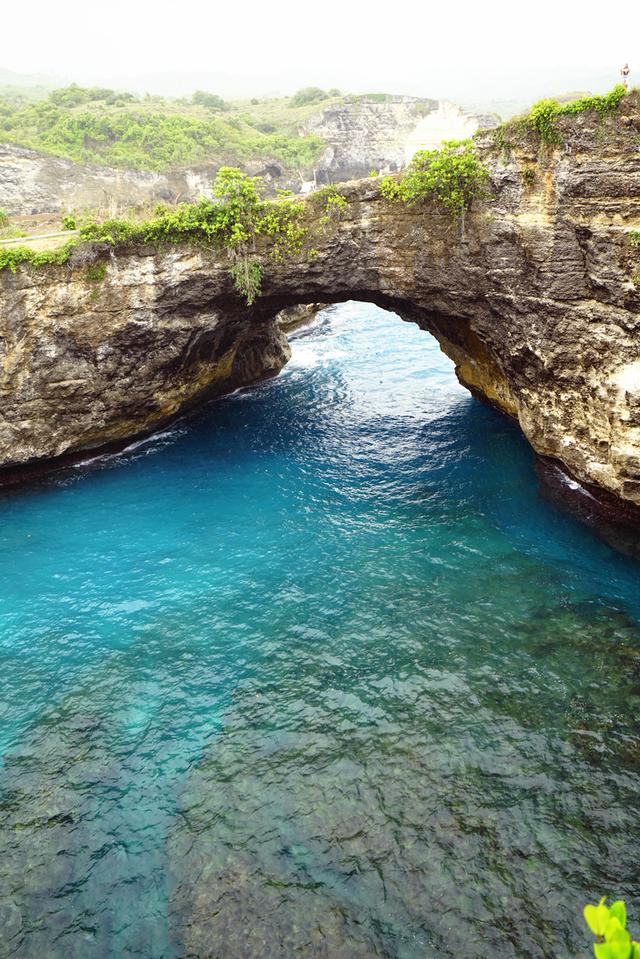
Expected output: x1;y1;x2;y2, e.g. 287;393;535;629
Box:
494;84;629;148
0;208;28;240
0;241;79;272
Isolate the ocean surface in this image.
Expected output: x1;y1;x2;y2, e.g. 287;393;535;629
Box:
0;302;639;959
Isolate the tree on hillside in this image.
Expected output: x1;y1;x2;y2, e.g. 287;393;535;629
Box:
192;91;227;111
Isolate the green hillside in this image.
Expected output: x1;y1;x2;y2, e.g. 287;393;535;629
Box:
0;84;342;172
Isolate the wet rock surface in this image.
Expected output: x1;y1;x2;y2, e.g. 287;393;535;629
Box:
276;301;326;333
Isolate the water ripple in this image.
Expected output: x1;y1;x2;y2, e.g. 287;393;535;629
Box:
0;303;639;958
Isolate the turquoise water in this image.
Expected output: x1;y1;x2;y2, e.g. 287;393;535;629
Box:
0;302;639;959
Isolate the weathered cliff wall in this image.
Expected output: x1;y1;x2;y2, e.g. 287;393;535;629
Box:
0;143;290;216
1;95;640;530
303;95;495;182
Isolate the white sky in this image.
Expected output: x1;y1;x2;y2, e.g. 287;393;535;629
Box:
3;0;638;102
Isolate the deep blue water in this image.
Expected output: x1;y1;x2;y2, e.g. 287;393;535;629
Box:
0;302;639;959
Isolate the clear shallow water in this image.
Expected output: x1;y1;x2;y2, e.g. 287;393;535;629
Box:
0;302;639;959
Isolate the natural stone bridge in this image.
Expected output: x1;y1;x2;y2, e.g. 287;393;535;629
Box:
2;95;640;535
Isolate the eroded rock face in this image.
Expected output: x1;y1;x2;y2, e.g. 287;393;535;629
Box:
302;95;495;182
276;302;326;333
0;143;202;216
1;95;640;527
0;144;294;216
0;252;290;467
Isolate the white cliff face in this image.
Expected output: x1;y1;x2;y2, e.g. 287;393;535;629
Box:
0;146;297;217
402;101;486;162
0;144;175;216
302;95;495;179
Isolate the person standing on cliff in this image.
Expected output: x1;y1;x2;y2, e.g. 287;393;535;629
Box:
621;63;630;90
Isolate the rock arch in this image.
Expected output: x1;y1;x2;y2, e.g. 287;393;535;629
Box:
1;96;640;536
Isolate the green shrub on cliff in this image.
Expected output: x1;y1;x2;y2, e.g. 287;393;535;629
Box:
310;184;349;225
560;85;628;119
379;140;489;216
256;199;307;261
229;259;263;306
528;99;562;144
86;263;107;282
0;240;79;273
0;168;311;304
288;87;333;108
583;897;640;959
629;231;640;248
498;85;628;148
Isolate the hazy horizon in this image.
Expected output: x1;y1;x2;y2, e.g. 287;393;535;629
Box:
3;0;637;107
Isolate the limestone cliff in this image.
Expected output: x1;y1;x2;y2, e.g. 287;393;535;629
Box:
0;143;291;217
2;94;640;535
302;95;495;182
